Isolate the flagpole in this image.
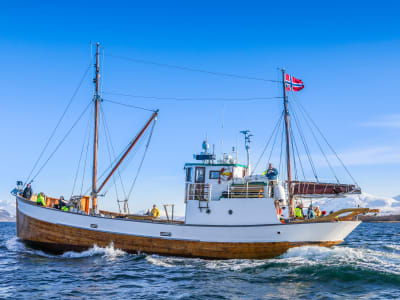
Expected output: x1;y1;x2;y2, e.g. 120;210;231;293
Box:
282;69;294;219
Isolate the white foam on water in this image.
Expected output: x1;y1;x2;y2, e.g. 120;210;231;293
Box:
5;238;125;260
5;237;54;257
61;243;126;259
145;255;179;268
281;245;400;275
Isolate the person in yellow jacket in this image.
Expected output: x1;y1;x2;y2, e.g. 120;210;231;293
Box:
37;192;46;207
314;206;322;217
294;203;304;219
151;204;160;218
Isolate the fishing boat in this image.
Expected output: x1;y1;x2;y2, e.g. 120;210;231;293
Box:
13;43;377;259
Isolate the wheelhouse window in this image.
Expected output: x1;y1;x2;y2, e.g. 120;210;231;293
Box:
209;170;220;179
186;167;192;182
195;167;205;183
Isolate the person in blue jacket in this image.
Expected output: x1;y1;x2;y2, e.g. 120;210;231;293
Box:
263;163;279;197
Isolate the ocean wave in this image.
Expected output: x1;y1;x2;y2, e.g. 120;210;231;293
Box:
61;243;126;259
5;238;126;260
280;245;400;277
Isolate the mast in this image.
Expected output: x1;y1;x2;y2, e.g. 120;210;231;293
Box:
282;69;294;219
91;43;101;212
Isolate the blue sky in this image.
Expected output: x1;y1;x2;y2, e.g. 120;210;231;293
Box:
1;1;400;214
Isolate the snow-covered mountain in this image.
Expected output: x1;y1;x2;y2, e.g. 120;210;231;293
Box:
0;209;15;222
302;193;400;215
0;199;15;217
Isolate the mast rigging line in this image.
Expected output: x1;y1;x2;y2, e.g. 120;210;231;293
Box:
102;98;157;112
99;103;123;203
289;101;319;182
105;53;281;83
102;92;282;102
24;60;94;186
290;99;340;184
251;111;284;175
29;100;93;183
126;118;157;201
96;111;159;194
290;92;359;187
71;107;92;198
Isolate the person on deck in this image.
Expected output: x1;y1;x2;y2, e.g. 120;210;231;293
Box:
263;163;279;197
308;204;316;219
151;204;160;218
294;203;304;219
22;184;32;200
37;192;46;206
314;206;322;217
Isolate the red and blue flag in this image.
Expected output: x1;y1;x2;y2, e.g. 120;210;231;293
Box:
285;74;304;92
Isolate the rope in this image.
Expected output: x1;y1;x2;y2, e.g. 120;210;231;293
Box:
105;53;281;83
24;60;93;186
290;99;340;183
102;92;282;102
70;108;92;198
266;114;284;171
30;101;92;183
289;124;299;181
291;123;307;181
293;94;359;186
102;98;157;112
80;116;92;196
251;111;284;175
126;118;157;200
290;102;319;181
100;103;121;203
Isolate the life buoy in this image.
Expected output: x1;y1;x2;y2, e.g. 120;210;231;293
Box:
219;168;233;183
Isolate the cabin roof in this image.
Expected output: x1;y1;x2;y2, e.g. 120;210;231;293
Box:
184;163;248;168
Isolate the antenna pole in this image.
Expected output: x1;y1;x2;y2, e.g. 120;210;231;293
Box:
240;130;252;175
282;69;294;219
91;43;101;212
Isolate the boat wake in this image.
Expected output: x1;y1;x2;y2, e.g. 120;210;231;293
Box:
144;245;400;282
5;237;126;260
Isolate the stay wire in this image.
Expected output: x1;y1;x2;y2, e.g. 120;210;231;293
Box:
292;93;359;187
289;124;299;181
80;116;92;196
24;60;93;186
70;106;92;198
290;100;319;181
103;92;282;102
100;102;128;200
99;102;121;203
102;98;156;112
291;123;307;181
266;114;284;171
30;100;92;183
105;53;281;83
126;118;157;201
251;111;284;175
290;98;340;183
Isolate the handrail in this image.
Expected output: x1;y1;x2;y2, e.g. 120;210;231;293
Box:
291;208;380;223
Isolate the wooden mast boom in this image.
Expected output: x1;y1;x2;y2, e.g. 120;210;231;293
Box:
96;111;158;194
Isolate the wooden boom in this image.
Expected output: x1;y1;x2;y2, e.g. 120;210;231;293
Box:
96;111;158;194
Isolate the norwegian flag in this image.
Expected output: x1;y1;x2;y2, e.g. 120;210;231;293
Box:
285;73;304;92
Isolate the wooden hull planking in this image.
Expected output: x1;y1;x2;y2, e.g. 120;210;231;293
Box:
17;209;342;259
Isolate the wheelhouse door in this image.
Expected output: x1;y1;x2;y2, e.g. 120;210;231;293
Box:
194;167;205;200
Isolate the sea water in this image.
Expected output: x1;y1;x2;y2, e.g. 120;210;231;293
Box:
0;222;399;299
